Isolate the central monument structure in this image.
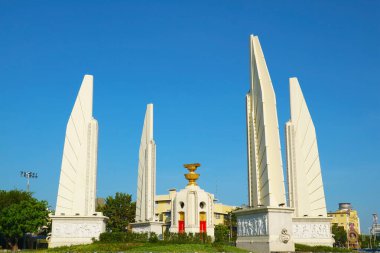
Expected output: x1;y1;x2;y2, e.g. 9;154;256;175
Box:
234;35;295;253
169;164;215;237
49;75;108;248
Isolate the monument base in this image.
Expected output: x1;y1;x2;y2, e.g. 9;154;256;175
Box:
49;213;108;248
130;221;166;236
234;206;295;253
292;217;334;247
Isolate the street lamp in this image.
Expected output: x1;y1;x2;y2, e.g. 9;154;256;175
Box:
20;171;38;192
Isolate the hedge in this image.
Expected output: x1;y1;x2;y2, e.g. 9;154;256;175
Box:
98;231;212;244
98;231;148;243
295;243;352;252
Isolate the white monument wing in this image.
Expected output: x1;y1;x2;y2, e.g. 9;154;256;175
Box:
246;35;286;207
286;77;327;217
56;75;98;216
136;104;156;222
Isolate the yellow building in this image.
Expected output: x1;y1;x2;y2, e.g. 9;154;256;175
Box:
327;203;361;248
155;189;176;224
155;190;236;227
214;202;236;225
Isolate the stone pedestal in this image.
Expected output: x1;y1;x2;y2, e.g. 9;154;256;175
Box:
234;207;295;253
130;221;165;236
49;214;108;248
292;217;334;246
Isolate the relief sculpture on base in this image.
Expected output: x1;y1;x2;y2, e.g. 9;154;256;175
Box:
237;214;268;237
53;223;102;238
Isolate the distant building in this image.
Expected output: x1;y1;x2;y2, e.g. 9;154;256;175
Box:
328;203;361;248
213;202;236;225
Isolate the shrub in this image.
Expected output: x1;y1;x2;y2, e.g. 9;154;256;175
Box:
98;231;149;243
148;232;158;243
162;232;211;244
295;243;352;252
99;232;125;242
98;231;212;245
214;224;229;244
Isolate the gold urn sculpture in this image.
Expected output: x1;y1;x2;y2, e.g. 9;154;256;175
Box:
184;163;200;186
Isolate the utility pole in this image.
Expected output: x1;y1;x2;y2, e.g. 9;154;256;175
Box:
229;212;232;242
20;171;38;192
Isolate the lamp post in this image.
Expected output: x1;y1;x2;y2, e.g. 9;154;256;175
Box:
20;171;38;192
229;212;232;242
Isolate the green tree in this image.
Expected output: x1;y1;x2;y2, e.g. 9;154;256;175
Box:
214;224;230;244
332;224;348;248
0;190;33;211
359;234;370;248
0;190;34;249
0;192;49;251
98;192;136;232
224;210;238;242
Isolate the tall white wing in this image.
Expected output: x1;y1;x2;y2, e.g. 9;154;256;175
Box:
55;75;98;216
136;104;156;222
286;77;327;217
247;35;286;207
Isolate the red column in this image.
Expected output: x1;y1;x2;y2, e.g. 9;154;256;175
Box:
179;220;185;233
200;221;207;233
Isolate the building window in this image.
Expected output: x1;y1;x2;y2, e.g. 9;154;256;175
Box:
165;213;171;223
215;214;220;219
200;202;206;209
180;201;185;209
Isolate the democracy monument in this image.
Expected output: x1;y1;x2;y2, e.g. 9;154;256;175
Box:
47;35;334;251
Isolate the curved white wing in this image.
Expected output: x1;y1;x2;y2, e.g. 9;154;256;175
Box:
247;35;286;207
286;77;327;217
55;75;98;216
135;104;156;222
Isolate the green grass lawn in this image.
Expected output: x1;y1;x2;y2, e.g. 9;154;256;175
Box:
32;242;249;253
295;243;353;252
20;242;356;252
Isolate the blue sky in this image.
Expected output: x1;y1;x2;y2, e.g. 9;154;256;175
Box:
0;1;379;232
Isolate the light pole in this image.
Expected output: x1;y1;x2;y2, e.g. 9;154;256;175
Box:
20;171;38;192
229;212;232;242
